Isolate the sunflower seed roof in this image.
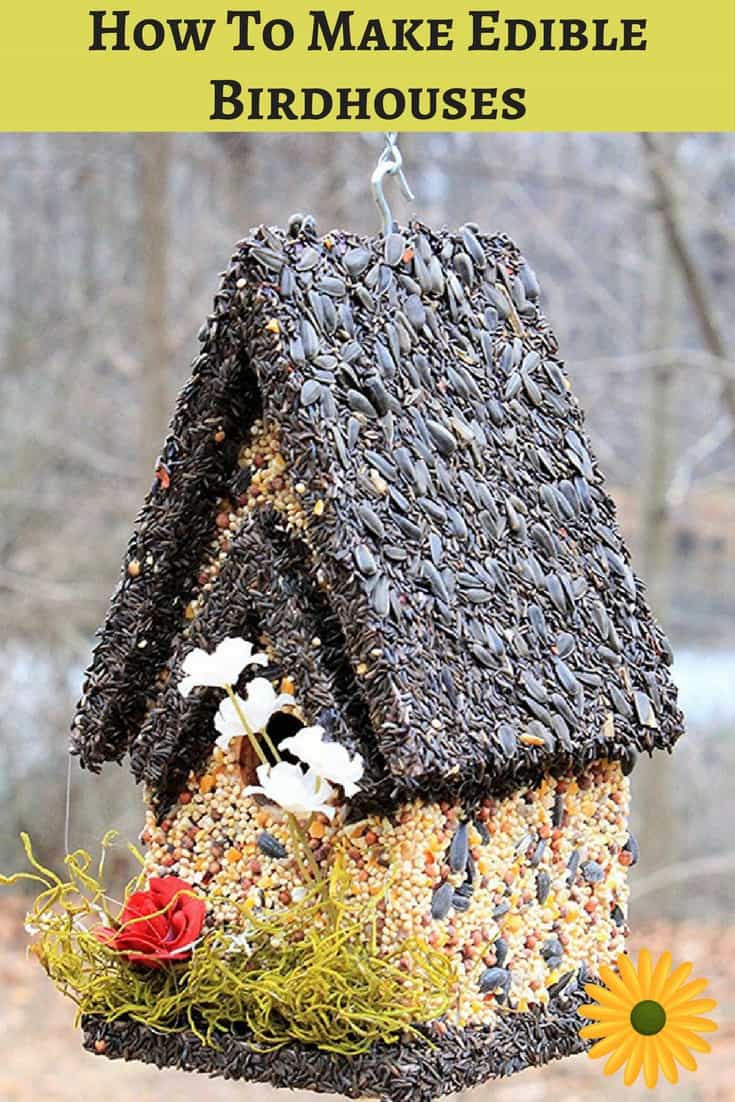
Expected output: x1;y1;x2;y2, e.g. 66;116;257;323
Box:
71;219;684;816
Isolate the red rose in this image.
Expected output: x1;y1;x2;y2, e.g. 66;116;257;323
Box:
94;876;206;969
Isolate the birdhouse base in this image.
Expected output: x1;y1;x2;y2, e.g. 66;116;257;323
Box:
82;981;590;1101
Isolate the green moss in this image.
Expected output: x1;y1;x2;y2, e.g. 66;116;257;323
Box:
2;835;456;1055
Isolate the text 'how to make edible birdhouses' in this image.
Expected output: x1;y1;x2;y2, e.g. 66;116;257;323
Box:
0;2;732;129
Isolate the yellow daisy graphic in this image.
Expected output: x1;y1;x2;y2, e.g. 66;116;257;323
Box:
578;949;717;1088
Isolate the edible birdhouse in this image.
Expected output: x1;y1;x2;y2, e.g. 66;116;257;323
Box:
70;213;683;1100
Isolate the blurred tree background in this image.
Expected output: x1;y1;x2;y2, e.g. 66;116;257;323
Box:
0;131;733;926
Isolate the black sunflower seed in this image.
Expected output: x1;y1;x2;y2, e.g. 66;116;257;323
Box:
478;967;511;995
431;881;454;920
257;831;287;859
448;822;469;872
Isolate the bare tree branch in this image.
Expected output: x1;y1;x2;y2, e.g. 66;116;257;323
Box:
640;132;735;424
41;431;136;480
571;347;735;378
1;570;108;604
667;416;734;507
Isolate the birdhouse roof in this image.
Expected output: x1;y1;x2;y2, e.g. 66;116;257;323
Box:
71;220;684;816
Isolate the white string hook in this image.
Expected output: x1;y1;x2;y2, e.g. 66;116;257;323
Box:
371;132;414;236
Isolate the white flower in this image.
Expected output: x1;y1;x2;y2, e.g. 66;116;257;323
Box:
244;761;336;820
178;637;268;697
280;725;364;797
214;678;294;747
240;678;295;733
214;695;246;749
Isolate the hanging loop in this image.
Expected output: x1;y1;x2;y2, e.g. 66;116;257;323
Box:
371;132;414;236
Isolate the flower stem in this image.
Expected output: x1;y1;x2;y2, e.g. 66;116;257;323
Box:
261;728;281;764
225;684;323;887
286;813;323;886
224;685;268;767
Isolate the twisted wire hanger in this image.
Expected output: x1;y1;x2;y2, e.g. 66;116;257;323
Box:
371;132;414;236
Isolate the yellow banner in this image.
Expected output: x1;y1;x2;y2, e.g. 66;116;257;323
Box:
0;2;732;130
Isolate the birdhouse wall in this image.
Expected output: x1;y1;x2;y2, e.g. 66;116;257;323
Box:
141;744;631;1031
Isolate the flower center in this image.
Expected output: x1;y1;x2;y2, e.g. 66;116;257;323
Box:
630;999;667;1035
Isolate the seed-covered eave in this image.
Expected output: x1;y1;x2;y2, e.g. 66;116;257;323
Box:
70;218;684;812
